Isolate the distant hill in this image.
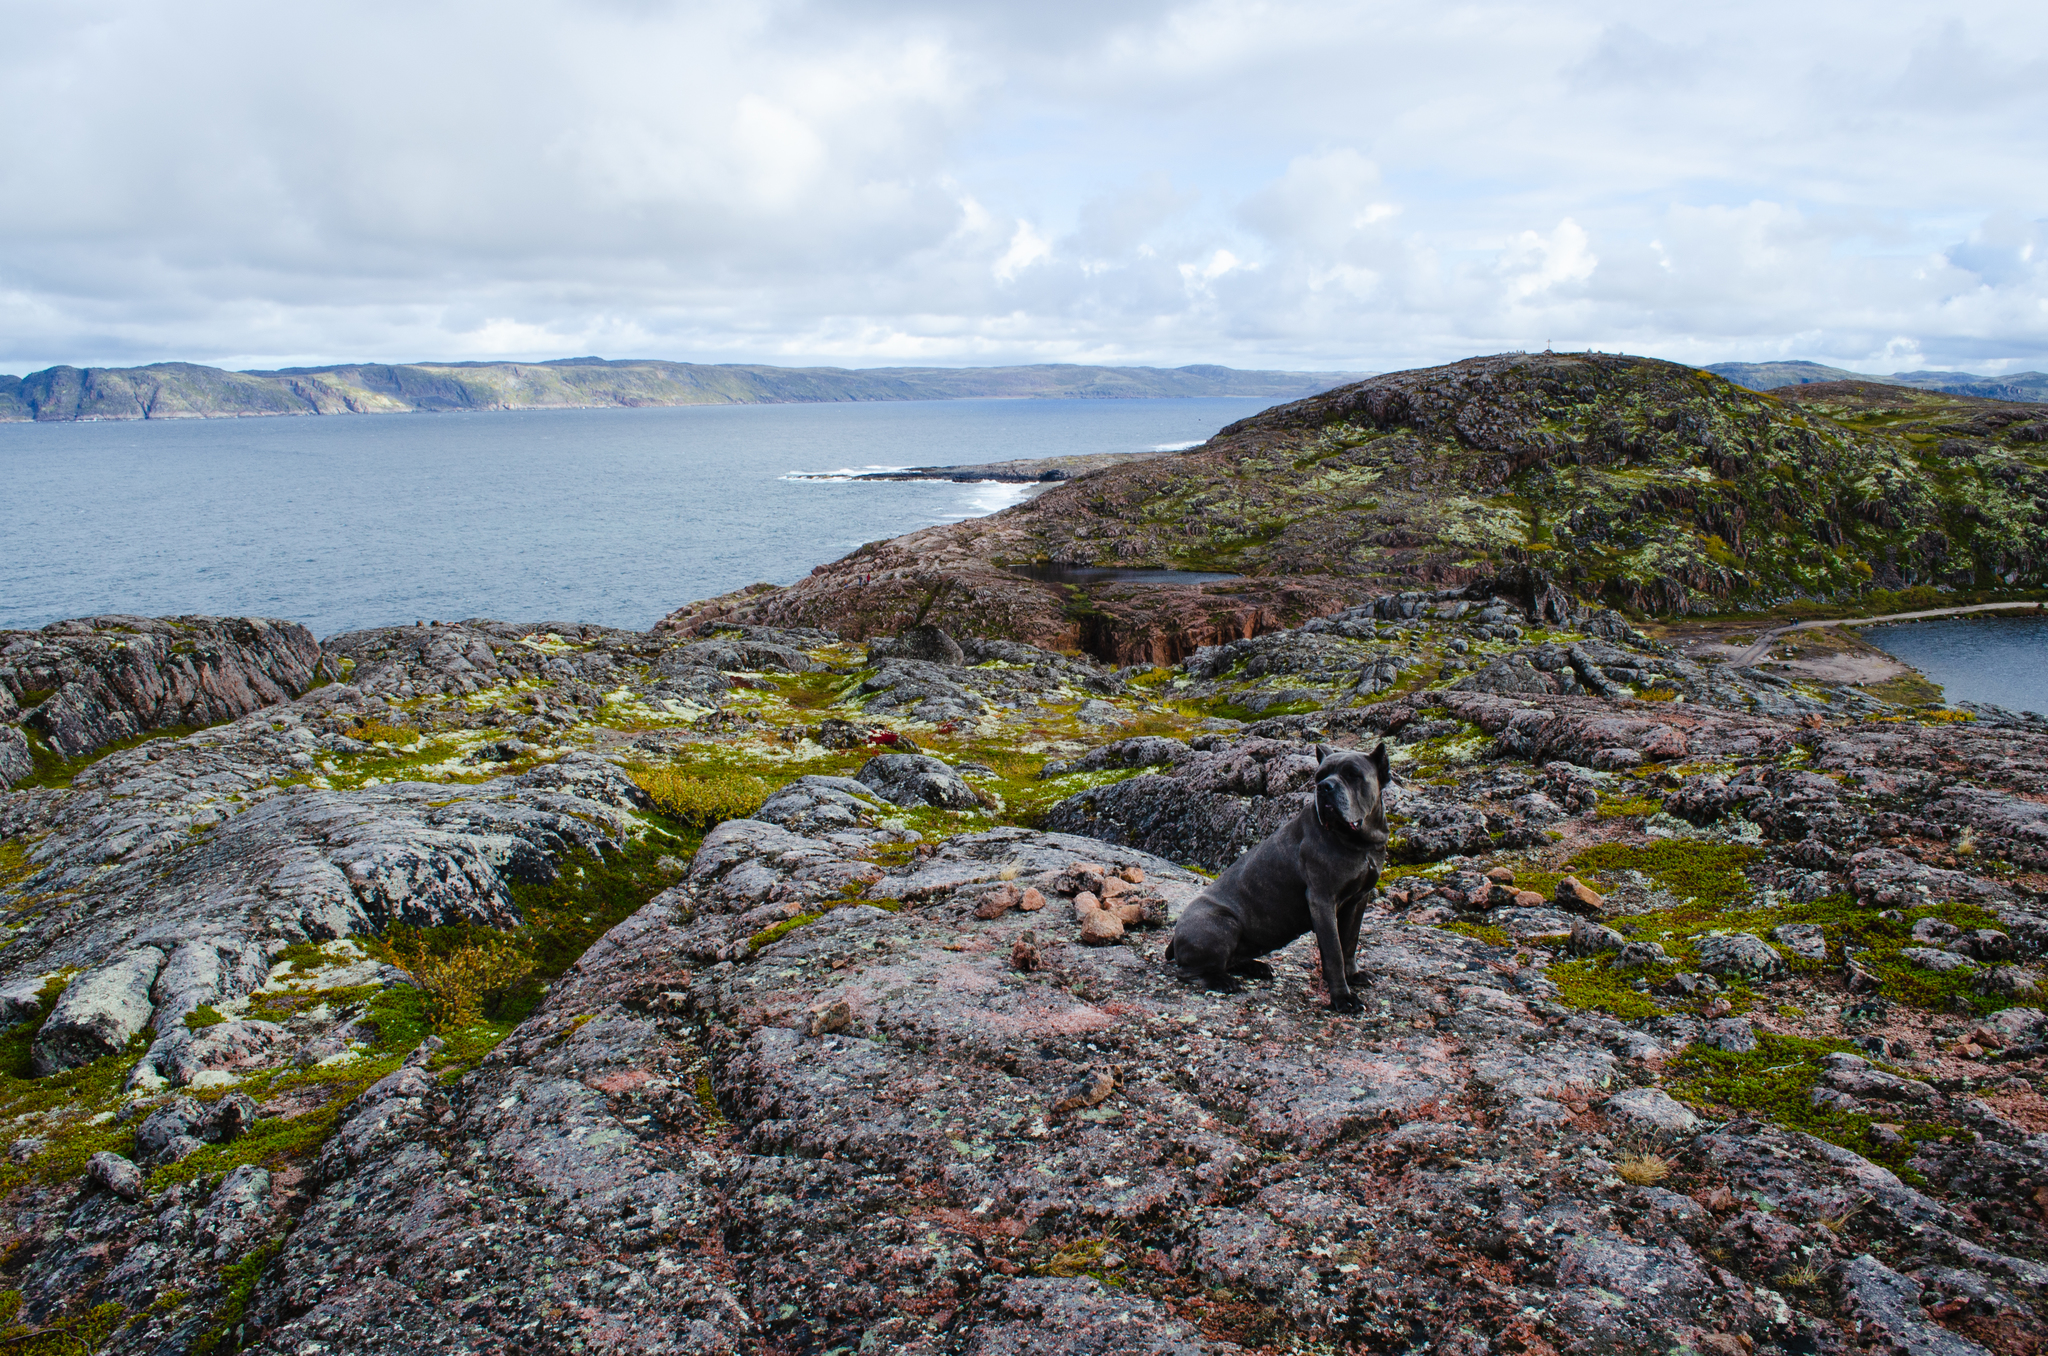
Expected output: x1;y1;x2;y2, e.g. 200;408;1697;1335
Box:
1709;360;2047;403
0;358;1372;422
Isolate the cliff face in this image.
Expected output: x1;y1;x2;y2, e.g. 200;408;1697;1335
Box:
0;358;1368;421
666;354;2048;653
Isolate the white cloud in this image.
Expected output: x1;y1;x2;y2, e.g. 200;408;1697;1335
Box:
0;0;2044;375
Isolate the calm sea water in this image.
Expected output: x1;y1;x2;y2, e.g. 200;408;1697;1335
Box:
1864;617;2048;714
1;398;1255;638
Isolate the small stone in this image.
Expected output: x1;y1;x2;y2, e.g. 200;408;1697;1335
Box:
88;1151;145;1202
1486;866;1515;884
1050;1065;1121;1114
1553;877;1605;916
1512;890;1546;908
1078;909;1125;946
1844;959;1883;993
807;1000;851;1037
1019;887;1046;912
1099;877;1131;900
1072;891;1101;916
975;884;1024;920
1120;866;1146;884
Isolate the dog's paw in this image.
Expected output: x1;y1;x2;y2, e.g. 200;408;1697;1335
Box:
1202;973;1245;993
1344;970;1372;988
1232;960;1275;981
1328;992;1365;1014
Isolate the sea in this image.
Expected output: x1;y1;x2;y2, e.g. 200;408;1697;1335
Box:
1862;616;2048;715
8;400;2042;711
1;397;1249;638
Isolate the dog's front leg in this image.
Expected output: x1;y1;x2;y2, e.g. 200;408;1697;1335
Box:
1309;892;1361;1013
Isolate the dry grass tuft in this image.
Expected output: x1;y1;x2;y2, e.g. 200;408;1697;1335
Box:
1614;1152;1671;1185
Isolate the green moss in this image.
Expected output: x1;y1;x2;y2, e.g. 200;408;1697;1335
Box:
1667;1031;1959;1175
1595;795;1664;819
1568;840;1760;914
1548;956;1670;1021
11;724;203;791
1441;922;1510;949
190;1238;285;1356
184;1005;227;1030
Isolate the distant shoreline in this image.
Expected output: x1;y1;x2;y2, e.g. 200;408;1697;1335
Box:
0;357;1371;423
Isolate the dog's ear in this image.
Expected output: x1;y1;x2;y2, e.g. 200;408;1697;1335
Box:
1314;742;1333;764
1369;740;1391;787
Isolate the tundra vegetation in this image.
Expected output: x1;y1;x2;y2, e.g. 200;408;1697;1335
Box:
0;352;2044;1355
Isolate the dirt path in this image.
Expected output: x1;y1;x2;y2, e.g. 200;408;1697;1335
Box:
1730;601;2044;667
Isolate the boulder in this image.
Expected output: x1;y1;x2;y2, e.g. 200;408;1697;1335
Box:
867;625;964;667
1770;923;1827;962
854;754;980;811
1605;1087;1701;1137
1694;933;1787;981
1700;1018;1757;1054
87;1151;145;1202
1554;876;1606;915
1900;946;1977;973
33;947;166;1075
1614;941;1671;969
1569;918;1626;957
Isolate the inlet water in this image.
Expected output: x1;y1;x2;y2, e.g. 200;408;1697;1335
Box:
1863;616;2048;714
1;397;1253;638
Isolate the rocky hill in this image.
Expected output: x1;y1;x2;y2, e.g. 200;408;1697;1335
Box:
662;353;2048;661
0;359;1368;421
1709;361;2048;404
2;592;2047;1355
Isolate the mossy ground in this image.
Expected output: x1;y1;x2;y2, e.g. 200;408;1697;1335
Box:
1666;1032;1961;1179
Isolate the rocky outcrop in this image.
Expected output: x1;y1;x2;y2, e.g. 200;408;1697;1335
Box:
0;615;329;782
0;682;650;1073
4;592;2047;1354
659;354;2048;660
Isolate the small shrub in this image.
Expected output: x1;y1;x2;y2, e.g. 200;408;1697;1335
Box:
632;765;767;829
0;1291;125;1354
383;932;534;1032
345;716;416;746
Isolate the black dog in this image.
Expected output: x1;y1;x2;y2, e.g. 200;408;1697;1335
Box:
1165;743;1391;1012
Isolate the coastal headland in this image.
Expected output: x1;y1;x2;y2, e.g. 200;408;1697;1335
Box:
1;353;2046;1354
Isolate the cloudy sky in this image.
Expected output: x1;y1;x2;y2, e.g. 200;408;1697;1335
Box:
2;0;2044;377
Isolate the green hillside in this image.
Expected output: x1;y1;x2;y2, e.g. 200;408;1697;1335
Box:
999;354;2048;613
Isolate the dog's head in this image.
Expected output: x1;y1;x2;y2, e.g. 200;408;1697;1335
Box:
1311;742;1391;849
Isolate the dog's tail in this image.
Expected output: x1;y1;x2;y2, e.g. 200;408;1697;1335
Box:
1163;935;1176;961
